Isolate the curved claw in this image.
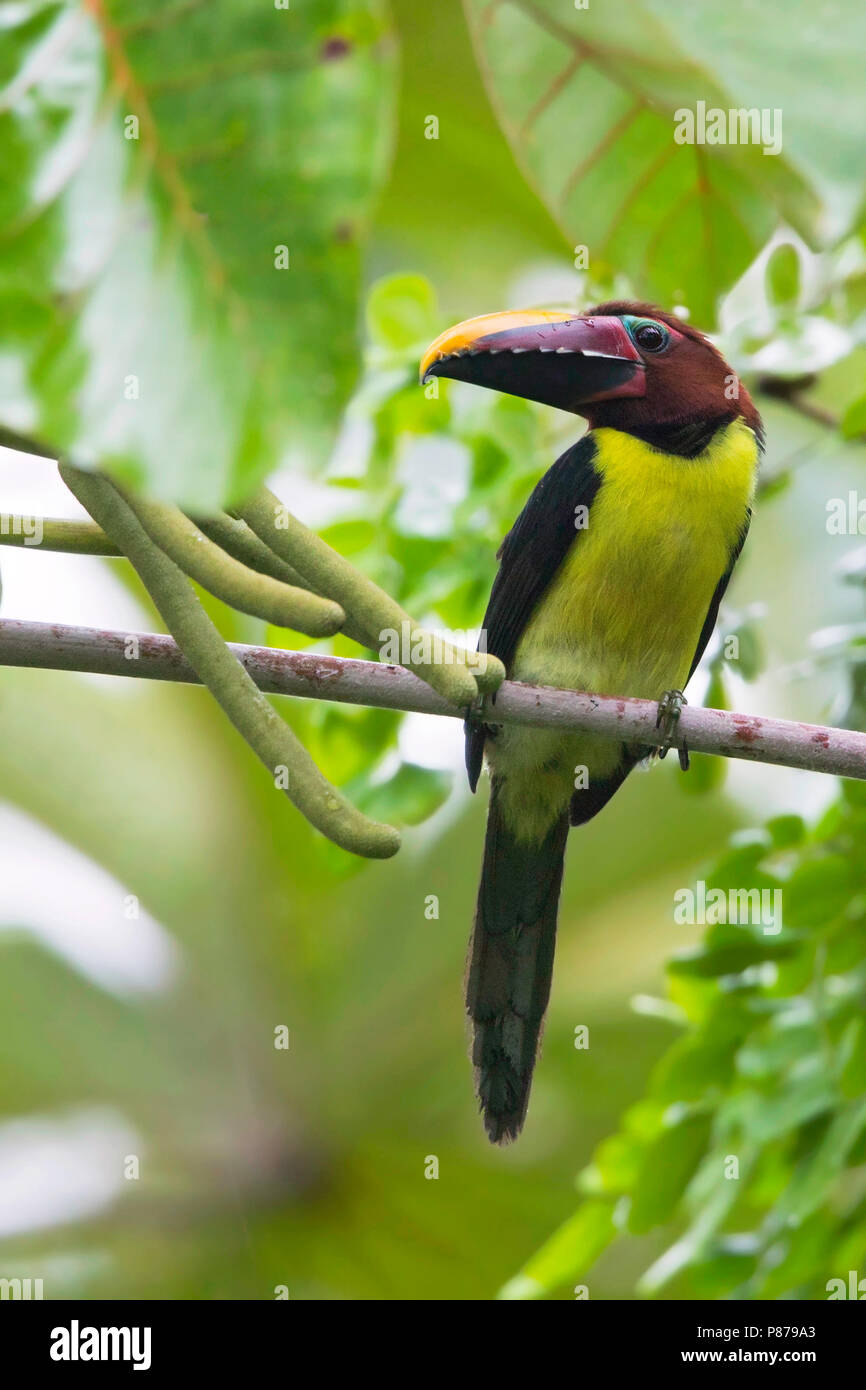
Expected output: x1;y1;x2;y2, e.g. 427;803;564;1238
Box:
656;689;689;769
466;692;487;723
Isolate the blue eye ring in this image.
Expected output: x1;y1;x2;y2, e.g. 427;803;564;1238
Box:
623;316;670;354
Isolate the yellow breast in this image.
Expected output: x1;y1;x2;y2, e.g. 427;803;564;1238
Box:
513;418;759;700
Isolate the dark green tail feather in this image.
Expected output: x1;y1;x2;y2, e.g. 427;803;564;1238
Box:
466;783;570;1144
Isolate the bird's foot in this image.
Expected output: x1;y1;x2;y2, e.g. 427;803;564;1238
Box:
466;692;487;722
656;689;690;771
466;691;503;740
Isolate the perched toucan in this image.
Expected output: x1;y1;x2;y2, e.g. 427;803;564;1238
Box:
420;302;763;1143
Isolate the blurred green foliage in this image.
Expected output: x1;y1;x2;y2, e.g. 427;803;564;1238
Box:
0;0;396;505
1;0;866;1301
464;0;833;324
505;800;866;1298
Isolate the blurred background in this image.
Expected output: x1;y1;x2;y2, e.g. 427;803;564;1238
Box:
1;0;864;1299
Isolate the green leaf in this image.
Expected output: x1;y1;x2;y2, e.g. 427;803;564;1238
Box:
825;912;866;974
736;1024;820;1081
730;1074;836;1145
318;519;377;556
578;1133;644;1197
366;273;440;351
839;1018;866;1099
643;0;866;224
755;1212;833;1298
841;395;866;439
628;1107;714;1234
669;931;803;979
773;1097;866;1226
661;1242;757;1300
499;1200;617;1299
704;667;728;711
463;0;822;325
757;468;793;501
766;814;806;850
705;835;773;891
654;1033;742;1101
730;622;764;681
842;777;866;808
782;855;853;929
353;762;452;826
0;0;397;506
765;242;801;307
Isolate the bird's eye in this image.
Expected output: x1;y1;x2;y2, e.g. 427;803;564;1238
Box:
632;320;668;352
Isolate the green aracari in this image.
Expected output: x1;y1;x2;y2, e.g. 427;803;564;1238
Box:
421;301;763;1143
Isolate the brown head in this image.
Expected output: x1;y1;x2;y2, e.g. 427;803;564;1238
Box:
421;299;762;452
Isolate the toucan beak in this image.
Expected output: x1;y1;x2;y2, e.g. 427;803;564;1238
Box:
420;309;645;415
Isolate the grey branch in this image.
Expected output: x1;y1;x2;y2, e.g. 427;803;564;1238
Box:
1;618;864;781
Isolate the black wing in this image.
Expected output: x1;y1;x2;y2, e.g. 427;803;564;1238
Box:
466;434;603;791
686;508;752;685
